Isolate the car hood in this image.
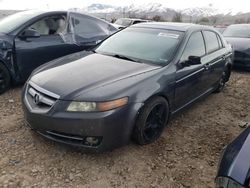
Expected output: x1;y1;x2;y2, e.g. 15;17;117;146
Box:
225;37;250;53
30;53;161;100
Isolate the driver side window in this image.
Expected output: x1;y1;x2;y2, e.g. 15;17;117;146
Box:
28;15;66;36
181;31;206;62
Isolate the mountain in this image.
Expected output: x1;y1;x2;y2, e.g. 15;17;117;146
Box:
83;3;221;17
181;7;220;17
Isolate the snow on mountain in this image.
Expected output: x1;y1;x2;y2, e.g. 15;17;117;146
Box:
181;7;220;17
84;4;117;13
83;3;223;17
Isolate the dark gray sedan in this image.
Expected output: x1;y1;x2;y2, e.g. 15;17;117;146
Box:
22;23;233;152
224;24;250;70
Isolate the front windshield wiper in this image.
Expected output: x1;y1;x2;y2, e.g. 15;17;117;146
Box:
112;54;138;62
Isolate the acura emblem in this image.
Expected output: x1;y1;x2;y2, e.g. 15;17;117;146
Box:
34;94;40;105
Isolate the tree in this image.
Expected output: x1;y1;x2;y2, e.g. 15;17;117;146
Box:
152;15;162;22
210;16;218;25
172;12;182;22
235;18;246;24
199;17;210;23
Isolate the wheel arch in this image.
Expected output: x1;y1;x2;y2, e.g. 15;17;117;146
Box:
137;92;172;119
225;61;232;82
0;59;12;83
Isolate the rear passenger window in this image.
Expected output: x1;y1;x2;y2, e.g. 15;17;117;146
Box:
217;34;223;48
203;31;220;53
181;31;206;62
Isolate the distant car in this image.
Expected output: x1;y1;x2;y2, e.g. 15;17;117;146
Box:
223;24;250;70
112;18;149;29
214;26;227;34
216;126;250;188
22;23;233;152
0;10;117;94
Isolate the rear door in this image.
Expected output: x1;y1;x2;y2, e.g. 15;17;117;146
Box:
174;31;207;110
202;30;227;88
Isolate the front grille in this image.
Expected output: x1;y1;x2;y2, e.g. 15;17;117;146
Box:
25;81;60;113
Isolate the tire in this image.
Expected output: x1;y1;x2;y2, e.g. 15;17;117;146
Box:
0;63;11;94
133;96;169;145
214;68;230;93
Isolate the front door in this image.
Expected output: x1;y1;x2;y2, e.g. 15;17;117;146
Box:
174;31;207;111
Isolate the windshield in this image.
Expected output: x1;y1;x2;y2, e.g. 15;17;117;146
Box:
223;25;250;38
0;11;41;33
114;19;132;27
96;28;183;65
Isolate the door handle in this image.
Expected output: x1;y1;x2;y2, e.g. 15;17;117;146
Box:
204;63;210;70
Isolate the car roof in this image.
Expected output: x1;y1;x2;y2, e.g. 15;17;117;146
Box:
228;24;250;27
131;22;214;32
15;10;67;16
118;18;148;21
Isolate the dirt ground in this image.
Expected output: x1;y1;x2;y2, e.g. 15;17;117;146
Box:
0;71;249;188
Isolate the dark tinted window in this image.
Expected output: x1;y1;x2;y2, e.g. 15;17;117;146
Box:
181;31;205;62
203;31;220;53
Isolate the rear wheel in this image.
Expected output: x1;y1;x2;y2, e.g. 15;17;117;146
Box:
214;68;230;93
133;97;169;145
0;63;10;94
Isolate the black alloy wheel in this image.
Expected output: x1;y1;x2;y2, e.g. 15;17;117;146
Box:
214;68;229;93
133;97;169;145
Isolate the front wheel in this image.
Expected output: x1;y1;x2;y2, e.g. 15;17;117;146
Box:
133;97;169;145
0;63;10;94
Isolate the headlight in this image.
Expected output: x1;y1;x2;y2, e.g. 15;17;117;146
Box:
66;97;129;112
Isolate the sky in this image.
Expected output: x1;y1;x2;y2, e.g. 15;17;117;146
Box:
0;0;250;14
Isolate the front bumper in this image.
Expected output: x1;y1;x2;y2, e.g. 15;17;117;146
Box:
234;52;250;70
22;86;142;152
234;60;250;71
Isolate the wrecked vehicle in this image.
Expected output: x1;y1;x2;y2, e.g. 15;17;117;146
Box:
223;24;250;71
216;126;250;188
112;18;149;29
22;23;233;152
0;10;117;94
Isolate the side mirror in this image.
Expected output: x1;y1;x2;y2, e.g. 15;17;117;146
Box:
20;28;40;39
180;56;201;67
188;56;201;65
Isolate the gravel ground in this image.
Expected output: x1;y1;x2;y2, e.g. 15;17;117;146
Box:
0;71;249;188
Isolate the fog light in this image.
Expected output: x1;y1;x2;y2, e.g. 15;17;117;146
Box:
85;137;100;146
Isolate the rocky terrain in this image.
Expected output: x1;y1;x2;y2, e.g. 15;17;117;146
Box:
0;71;249;187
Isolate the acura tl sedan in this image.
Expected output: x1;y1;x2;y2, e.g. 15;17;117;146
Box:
223;24;250;70
0;10;117;94
22;23;233;152
216;126;250;188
